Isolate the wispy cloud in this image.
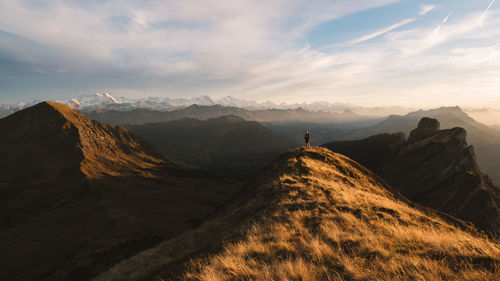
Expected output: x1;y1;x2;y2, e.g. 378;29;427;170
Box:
0;0;398;79
235;4;500;107
442;12;452;23
477;0;497;25
419;4;438;15
336;17;416;46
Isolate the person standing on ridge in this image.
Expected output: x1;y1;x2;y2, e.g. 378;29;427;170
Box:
304;131;311;147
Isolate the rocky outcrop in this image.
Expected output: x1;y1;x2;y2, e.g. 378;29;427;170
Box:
324;117;500;235
407;117;440;143
339;106;500;186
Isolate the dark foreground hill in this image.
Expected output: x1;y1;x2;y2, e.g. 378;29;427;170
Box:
95;147;499;281
324;118;500;235
126;116;298;178
0;102;241;281
340;107;500;185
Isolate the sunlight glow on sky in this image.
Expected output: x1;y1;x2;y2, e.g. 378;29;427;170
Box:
0;0;499;107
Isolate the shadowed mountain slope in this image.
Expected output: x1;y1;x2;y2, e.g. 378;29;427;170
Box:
0;102;240;281
0;101;170;182
95;147;499;281
341;107;500;185
324;118;500;235
126;116;298;178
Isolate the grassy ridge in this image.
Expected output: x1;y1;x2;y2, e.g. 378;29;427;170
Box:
184;148;499;280
95;147;499;281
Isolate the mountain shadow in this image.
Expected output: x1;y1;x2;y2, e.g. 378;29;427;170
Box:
0;102;241;281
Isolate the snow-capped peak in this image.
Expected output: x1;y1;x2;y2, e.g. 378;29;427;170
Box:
187;95;216;106
66;98;82;109
0;94;358;117
64;93;122;110
104;93;120;103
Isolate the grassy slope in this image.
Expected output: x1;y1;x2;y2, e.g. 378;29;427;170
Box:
95;147;500;281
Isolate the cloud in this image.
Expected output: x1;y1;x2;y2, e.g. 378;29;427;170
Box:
419;4;438;15
386;1;500;57
0;0;500;108
442;12;452;23
0;0;398;78
231;5;500;107
337;17;416;46
477;0;497;25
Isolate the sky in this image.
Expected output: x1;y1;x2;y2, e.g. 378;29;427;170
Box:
0;0;499;107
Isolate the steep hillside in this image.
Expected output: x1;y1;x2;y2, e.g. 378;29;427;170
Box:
0;102;240;281
85;104;370;126
325;118;500;235
127;116;298;178
95;147;499;281
340;107;500;184
0;101;172;182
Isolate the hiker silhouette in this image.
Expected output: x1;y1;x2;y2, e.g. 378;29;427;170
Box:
304;131;311;147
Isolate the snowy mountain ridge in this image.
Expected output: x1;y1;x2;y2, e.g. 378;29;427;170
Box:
0;93;416;118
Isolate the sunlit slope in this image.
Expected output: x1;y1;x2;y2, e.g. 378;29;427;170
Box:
96;147;500;281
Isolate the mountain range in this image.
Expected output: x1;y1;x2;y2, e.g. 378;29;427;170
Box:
332;106;500;185
0;102;499;280
0;93;414;118
126;116;298;178
62;103;500;185
85;104;372;125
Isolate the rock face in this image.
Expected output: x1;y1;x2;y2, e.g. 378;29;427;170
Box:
0;102;240;281
324;117;500;235
339;106;500;186
407;117;440;143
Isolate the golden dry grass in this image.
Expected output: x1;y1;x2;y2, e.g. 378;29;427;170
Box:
95;147;499;281
181;147;500;281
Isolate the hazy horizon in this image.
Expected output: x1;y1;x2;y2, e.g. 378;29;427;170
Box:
1;0;499;107
2;92;500;111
